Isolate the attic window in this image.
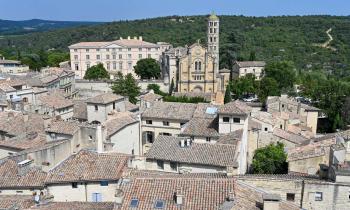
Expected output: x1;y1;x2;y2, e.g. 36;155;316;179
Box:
130;198;139;208
233;118;240;123
154;200;165;209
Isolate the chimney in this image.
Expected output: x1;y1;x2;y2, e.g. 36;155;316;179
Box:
120;37;123;40
173;188;183;205
186;138;192;147
139;36;143;41
134;36;137;40
18;159;34;176
127;36;130;40
96;125;104;152
180;139;185;148
227;191;235;201
23;113;29;122
115;188;124;204
263;194;281;210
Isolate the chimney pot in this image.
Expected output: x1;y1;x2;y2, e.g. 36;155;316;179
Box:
139;36;143;41
127;36;130;40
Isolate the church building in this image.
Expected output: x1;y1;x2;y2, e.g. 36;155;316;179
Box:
162;13;229;97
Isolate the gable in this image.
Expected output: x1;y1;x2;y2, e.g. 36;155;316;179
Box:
103;43;123;48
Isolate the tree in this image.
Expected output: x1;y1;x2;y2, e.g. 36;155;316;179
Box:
147;83;167;96
249;51;256;61
231;74;256;99
264;61;296;90
84;63;110;80
256;77;280;103
134;58;161;79
224;84;232;104
112;72;140;104
47;51;69;67
251;142;288;174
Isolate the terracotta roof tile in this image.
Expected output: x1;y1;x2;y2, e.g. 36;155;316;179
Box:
119;176;235;210
0;111;45;136
30;202;115;210
46;120;80;135
0;195;34;209
0;159;47;188
46;150;128;183
86;93;124;104
218;100;252;115
180;117;219;138
146;136;238;167
142;102;197;121
273;128;308;145
103;113;138;138
0;132;46;150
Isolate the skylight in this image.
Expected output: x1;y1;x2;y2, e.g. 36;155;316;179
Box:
206;107;218;115
155;200;165;209
130;198;139;208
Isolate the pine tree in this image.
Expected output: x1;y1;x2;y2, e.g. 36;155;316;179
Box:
224;84;232;104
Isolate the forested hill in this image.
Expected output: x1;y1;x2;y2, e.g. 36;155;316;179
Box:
0;15;350;77
0;19;103;35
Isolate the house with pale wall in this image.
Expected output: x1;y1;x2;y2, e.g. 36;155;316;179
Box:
266;95;320;134
86;93;127;124
232;61;266;80
45;150;128;202
0;56;29;74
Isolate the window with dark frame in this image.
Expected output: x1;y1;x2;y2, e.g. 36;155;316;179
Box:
286;193;295;201
157;160;164;170
163;121;169;126
146;120;152;125
223;117;230;122
94;105;98;111
315;192;323;201
72;182;78;188
170;162;177;171
233;118;240;123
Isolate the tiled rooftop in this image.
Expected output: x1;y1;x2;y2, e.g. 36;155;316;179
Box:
273;128;308;145
235;61;266;68
180;117;219;138
86;93;124;104
0;111;45;136
218;100;252;115
0;159;47;188
46;150;128;183
146;136;238;167
46;120;80;135
140;92;163;102
142;101;197;121
103;112;138;138
72;100;88;121
69;38;159;48
118;176;235;210
38;91;73;109
30;202;115;210
217;129;243;145
0;132;46;150
0;195;34;209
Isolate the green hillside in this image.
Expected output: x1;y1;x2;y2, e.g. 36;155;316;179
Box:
0;15;350;77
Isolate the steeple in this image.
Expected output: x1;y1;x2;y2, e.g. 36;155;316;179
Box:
207;12;220;73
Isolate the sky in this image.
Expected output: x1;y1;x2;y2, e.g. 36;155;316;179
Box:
0;0;349;22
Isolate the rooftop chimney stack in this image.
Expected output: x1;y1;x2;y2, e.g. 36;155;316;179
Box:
134;36;137;40
139;36;143;41
120;37;123;40
174;188;183;205
127;36;130;40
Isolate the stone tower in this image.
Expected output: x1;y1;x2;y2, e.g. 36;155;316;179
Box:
207;12;220;73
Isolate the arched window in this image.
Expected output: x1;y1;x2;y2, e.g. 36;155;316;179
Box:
195;61;202;71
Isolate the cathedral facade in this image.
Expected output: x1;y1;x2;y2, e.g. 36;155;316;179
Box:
162;13;228;96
